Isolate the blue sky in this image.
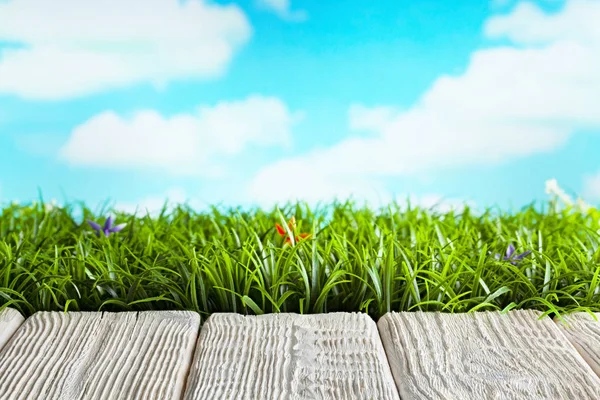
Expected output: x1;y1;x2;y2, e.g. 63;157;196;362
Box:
1;0;599;212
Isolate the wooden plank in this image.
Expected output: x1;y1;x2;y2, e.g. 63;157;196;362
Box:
0;308;24;351
555;312;600;377
183;312;400;400
0;311;200;400
378;310;600;400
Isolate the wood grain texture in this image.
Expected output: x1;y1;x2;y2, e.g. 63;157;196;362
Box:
0;308;24;351
378;310;600;400
183;312;400;400
0;311;200;400
555;312;600;377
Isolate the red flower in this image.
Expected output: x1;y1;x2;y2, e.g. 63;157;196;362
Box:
276;217;310;245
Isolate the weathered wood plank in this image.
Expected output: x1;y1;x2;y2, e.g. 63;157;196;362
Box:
0;311;200;400
0;308;24;351
183;312;400;400
378;310;600;400
555;312;600;377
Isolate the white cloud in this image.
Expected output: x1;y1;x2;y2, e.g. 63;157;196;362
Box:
114;187;196;215
485;0;600;45
247;165;471;210
59;95;302;175
247;163;390;207
0;0;251;99
583;172;600;201
348;103;399;133
255;0;307;22
247;0;600;204
247;157;473;209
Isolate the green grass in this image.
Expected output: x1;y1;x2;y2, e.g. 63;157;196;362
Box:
1;198;599;322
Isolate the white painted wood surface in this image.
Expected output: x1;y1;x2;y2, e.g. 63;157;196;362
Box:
0;308;24;351
378;310;600;400
555;312;600;377
0;311;200;400
3;309;600;399
183;312;400;400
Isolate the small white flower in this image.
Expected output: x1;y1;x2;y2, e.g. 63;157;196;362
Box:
545;178;574;206
577;198;592;213
44;199;58;212
545;178;560;195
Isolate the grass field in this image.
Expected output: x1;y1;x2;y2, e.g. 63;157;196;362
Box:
1;191;599;321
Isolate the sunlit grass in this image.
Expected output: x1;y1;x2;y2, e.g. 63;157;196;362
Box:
1;197;599;322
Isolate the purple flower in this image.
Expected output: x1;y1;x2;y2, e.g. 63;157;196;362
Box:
88;216;126;237
494;244;532;265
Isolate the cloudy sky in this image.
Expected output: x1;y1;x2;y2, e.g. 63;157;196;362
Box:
0;0;599;211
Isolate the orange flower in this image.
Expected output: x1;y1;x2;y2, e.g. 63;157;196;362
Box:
275;217;310;245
